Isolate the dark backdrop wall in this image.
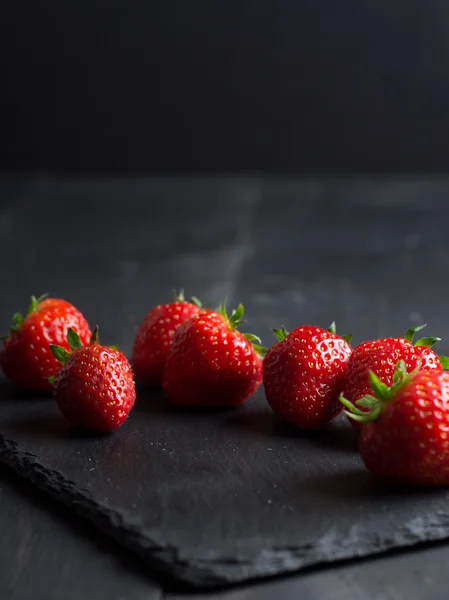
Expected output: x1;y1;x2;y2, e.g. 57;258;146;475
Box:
2;1;449;174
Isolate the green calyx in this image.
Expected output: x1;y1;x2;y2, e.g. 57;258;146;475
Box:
49;327;88;367
4;293;48;337
48;326;107;384
403;323;449;370
272;322;352;345
339;359;418;424
218;300;267;358
173;289;202;308
273;327;289;342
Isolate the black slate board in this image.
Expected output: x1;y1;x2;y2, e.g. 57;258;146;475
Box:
2;177;449;588
3;390;449;588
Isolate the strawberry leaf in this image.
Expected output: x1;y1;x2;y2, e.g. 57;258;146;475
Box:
414;336;441;349
273;327;289;342
252;344;268;358
327;321;337;335
12;313;23;326
244;333;262;345
26;293;48;317
89;326;99;344
48;375;55;385
356;395;377;409
403;324;427;343
230;304;244;328
368;371;390;401
339;394;368;416
190;296;202;308
50;345;71;365
341;333;353;345
67;328;83;352
108;345;120;351
174;288;185;302
439;355;449;370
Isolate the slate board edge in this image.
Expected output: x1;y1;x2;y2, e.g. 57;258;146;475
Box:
2;432;449;590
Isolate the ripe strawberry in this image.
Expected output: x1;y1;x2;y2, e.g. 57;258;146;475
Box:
263;323;352;429
1;295;91;392
132;291;203;386
50;328;135;432
162;302;264;407
343;325;448;429
341;362;449;485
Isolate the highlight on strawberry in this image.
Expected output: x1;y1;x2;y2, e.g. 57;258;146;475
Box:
340;360;449;485
50;327;136;433
162;301;265;407
0;294;91;392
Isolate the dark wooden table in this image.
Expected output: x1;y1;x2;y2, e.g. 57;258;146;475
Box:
1;175;449;599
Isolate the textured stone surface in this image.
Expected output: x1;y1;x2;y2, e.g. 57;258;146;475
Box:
2;177;449;588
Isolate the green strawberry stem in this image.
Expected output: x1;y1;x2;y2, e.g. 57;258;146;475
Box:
218;300;267;357
340;359;419;424
5;293;48;336
67;328;83;351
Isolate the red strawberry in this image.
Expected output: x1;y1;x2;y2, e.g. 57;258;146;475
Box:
132;291;203;386
162;302;264;407
263;323;352;429
341;362;449;485
1;295;91;392
343;325;447;429
50;328;135;432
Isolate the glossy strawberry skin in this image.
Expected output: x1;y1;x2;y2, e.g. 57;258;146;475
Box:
344;338;442;429
360;371;449;485
263;326;352;429
132;301;202;386
1;299;91;392
162;311;262;407
53;344;136;432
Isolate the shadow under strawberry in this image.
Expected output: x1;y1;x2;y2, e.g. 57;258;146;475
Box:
223;410;359;454
0;377;51;401
134;386;239;417
303;469;448;502
0;412;68;441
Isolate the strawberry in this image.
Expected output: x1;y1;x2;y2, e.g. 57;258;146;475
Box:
1;295;92;392
132;291;203;386
263;323;352;429
50;328;135;432
162;302;264;407
341;362;449;485
343;325;448;429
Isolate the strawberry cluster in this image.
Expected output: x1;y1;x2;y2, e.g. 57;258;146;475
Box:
2;292;449;486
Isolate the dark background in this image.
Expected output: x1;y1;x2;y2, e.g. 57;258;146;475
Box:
2;0;449;174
